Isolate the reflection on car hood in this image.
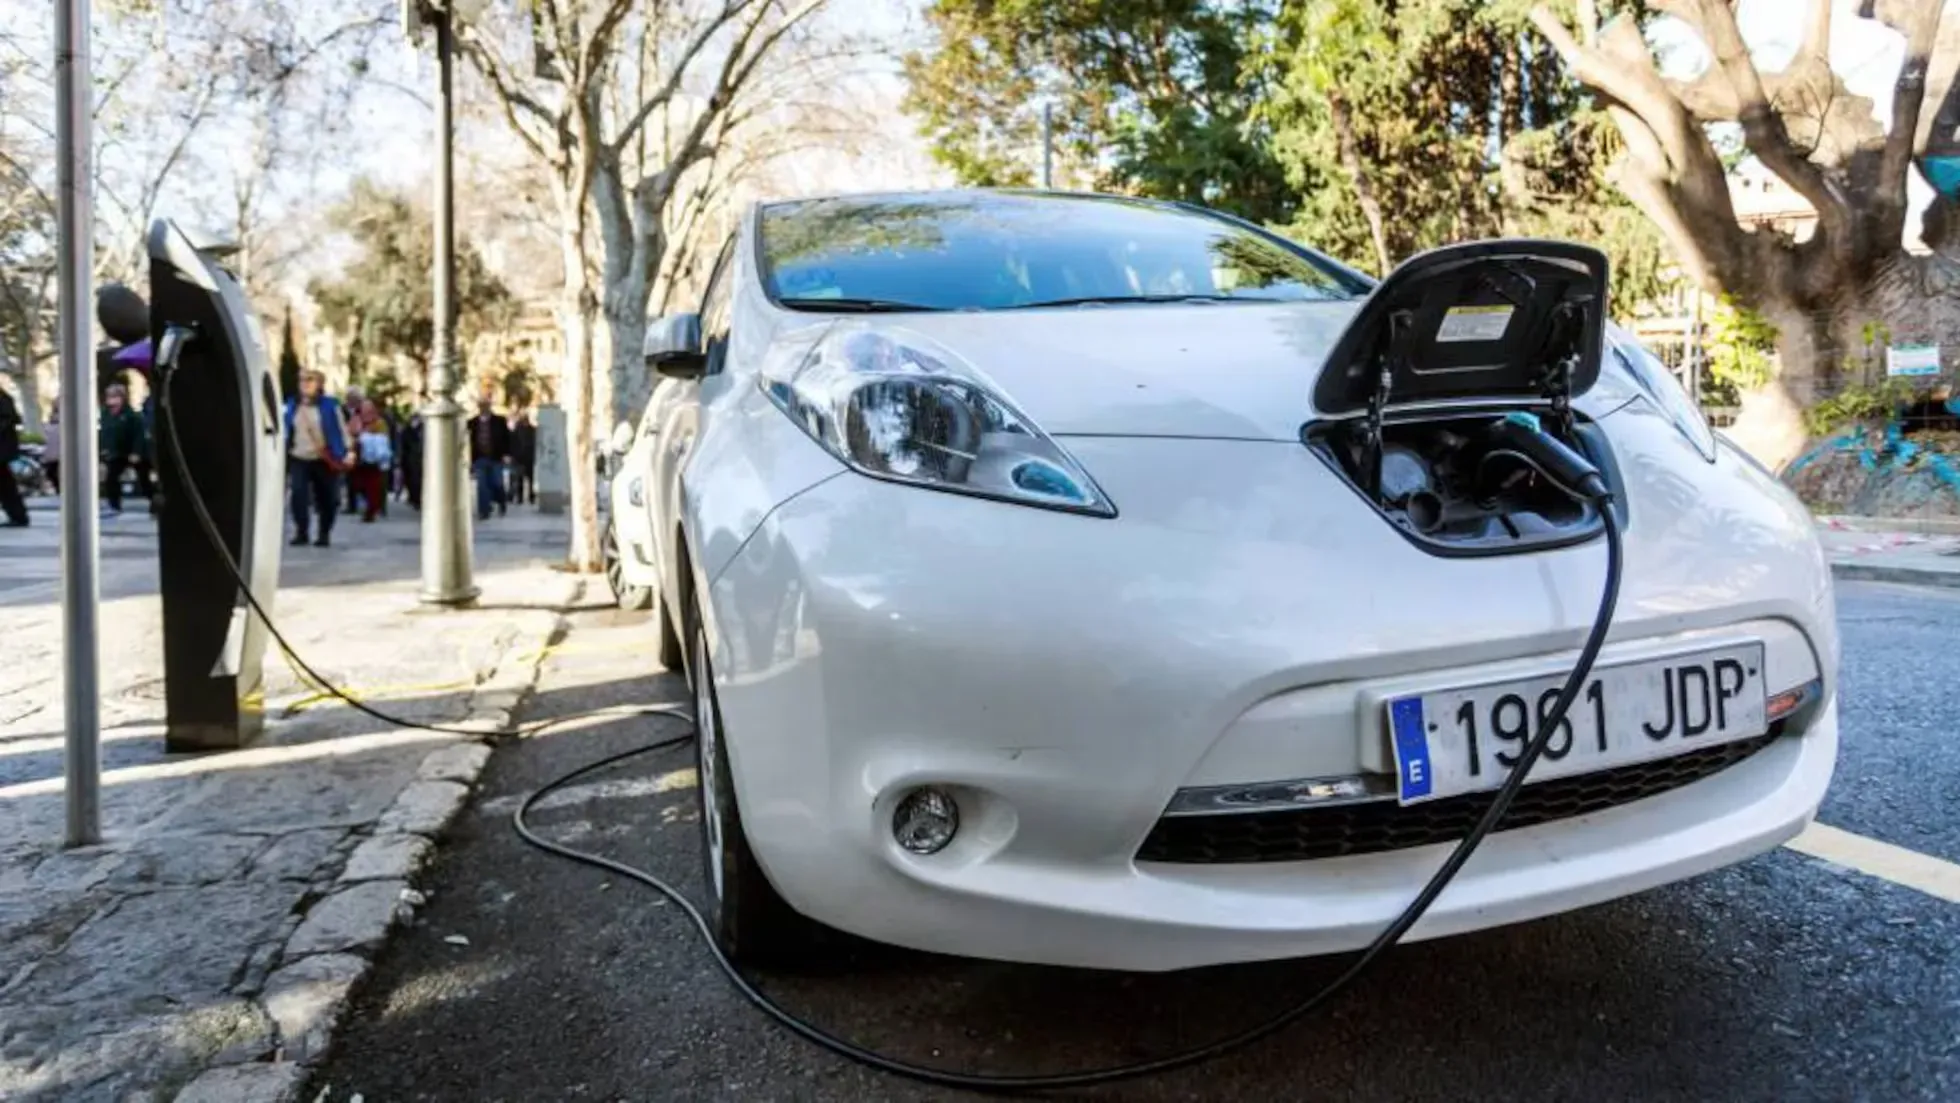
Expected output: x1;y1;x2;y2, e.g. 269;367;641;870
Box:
881;301;1639;441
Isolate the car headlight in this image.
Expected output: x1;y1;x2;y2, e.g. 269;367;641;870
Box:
1607;328;1717;462
627;476;645;508
759;324;1116;516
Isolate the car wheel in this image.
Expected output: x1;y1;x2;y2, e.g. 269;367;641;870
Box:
691;613;822;967
603;520;652;610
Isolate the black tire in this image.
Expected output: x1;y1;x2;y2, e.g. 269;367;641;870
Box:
603;520;653;610
690;614;823;967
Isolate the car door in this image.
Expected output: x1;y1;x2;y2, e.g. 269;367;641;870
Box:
649;233;736;610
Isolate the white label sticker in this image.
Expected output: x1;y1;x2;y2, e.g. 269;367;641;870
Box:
1436;304;1514;343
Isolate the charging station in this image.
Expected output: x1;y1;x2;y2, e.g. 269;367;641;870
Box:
145;219;287;751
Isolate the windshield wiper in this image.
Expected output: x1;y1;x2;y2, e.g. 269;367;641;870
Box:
1001;293;1250;310
777;296;940;313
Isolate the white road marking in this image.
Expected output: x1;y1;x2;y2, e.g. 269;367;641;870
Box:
1786;823;1960;905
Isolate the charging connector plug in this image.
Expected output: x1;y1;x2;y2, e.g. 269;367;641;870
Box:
1482;410;1609;501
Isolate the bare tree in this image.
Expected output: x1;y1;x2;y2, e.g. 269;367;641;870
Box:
0;1;392;424
1530;0;1960;466
458;0;833;572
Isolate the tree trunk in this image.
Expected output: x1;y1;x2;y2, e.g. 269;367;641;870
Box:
592;157;657;431
1328;93;1391;275
559;198;604;572
1726;305;1835;473
560;283;602;572
1724;251;1960;471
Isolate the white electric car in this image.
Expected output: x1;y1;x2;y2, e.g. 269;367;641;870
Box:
613;190;1838;972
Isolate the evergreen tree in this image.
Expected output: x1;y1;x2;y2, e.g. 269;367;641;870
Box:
277;309;302;401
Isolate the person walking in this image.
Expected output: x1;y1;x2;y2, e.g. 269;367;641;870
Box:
400;400;425;511
133;390;158;509
284;369;351;547
99;384;144;516
0;384;28;527
509;409;537;506
341;385;367;516
40;398;60;496
467;396;511;521
351;398;392;522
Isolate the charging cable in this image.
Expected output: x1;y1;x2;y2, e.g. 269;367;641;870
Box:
159;362;1623;1093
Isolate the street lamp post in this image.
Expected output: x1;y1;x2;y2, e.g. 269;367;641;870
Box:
407;0;477;605
55;0;101;847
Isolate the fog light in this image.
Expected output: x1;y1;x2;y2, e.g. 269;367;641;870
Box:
893;787;959;854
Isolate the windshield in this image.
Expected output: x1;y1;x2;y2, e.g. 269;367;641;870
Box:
759;192;1364;312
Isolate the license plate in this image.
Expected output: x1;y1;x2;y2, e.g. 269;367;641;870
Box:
1388;642;1767;805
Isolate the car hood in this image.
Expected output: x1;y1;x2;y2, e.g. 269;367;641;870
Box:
881;301;1637;441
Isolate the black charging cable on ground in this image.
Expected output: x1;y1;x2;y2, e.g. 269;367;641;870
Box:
160;365;1623;1094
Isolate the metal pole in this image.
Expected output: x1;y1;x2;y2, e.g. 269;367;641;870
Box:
1040;101;1054;189
55;0;101;847
419;4;477;605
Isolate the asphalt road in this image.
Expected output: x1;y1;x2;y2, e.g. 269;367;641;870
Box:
311;581;1960;1102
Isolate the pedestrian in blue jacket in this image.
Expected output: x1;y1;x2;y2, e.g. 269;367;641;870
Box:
283;370;351;547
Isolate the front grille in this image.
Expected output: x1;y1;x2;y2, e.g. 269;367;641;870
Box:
1136;729;1784;864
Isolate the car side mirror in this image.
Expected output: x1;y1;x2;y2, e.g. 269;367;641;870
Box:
645;313;705;379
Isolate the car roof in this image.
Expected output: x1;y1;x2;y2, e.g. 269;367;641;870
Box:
754;187;1179;214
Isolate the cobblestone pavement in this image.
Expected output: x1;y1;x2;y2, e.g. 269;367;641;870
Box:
0;496;578;1101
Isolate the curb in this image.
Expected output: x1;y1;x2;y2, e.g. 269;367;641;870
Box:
1817;514;1960;536
1830;561;1960;589
170;575;584;1103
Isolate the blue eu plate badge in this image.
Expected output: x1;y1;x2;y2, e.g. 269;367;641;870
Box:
1389;696;1432;802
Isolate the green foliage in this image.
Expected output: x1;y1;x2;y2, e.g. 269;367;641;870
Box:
901;0;1683;317
1803;380;1923;437
1704;297;1778;392
902;0;1295;224
308;179;513;391
501;363;551;410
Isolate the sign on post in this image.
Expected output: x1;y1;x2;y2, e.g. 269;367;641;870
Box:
1886;344;1942;377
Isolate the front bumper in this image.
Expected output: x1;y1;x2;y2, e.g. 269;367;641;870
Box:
701;429;1838;971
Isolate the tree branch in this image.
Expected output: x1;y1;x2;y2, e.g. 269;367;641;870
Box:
610;0;758;155
1801;0;1833;63
1857;0;1931;36
1530;8;1737;221
659;0;825;181
456;35;562;169
582;0;639;88
1651;0;1856;260
1531;5;1753;292
1878;0;1945;210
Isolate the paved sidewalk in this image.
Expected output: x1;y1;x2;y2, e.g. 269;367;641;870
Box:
1817;517;1960;589
0;500;578;1101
